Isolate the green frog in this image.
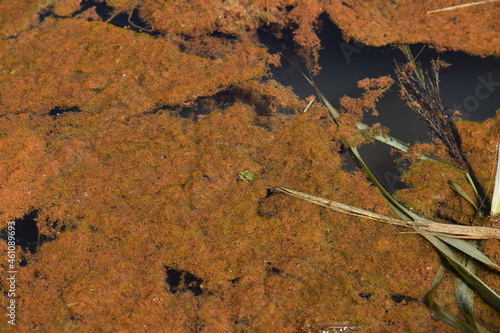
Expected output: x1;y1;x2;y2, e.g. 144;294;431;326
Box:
237;169;256;183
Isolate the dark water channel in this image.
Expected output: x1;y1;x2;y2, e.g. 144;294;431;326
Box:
265;19;500;192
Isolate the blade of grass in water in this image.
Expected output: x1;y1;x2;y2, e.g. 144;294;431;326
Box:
424;266;489;333
436;236;500;271
350;147;418;221
298;62;475;178
287;57;500;325
310;71;476;185
449;180;479;210
455;258;490;333
422;234;500;312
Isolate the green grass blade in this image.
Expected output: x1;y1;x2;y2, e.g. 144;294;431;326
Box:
456;277;478;330
422;234;500;312
312;82;341;121
436;236;500;271
455;258;491;333
449;180;479;210
308;80;419;221
311;77;469;176
350;147;419;221
424;266;486;333
464;172;481;208
355;122;412;152
357;121;466;173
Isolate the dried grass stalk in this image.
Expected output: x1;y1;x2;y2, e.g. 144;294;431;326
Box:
274;187;500;239
427;0;499;14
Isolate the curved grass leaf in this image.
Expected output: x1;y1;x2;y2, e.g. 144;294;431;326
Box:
424;266;488;333
456;277;478;331
449;180;479;210
350;147;418;221
436;236;500;271
422;234;500;312
455;258;491;333
355;122;412;154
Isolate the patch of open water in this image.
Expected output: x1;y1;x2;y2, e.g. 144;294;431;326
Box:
265;17;500;192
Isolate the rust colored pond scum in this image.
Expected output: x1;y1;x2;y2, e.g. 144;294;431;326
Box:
0;0;499;332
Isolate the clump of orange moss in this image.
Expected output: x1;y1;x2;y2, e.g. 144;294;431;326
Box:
325;0;500;57
0;0;42;37
0;0;498;331
340;76;395;118
0;95;453;332
1;1;498;72
0;17;271;117
334;76;392;147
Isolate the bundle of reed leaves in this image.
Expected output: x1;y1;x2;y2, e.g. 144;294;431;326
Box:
275;46;500;332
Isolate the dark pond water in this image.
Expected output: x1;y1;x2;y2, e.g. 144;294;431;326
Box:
264;18;500;192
